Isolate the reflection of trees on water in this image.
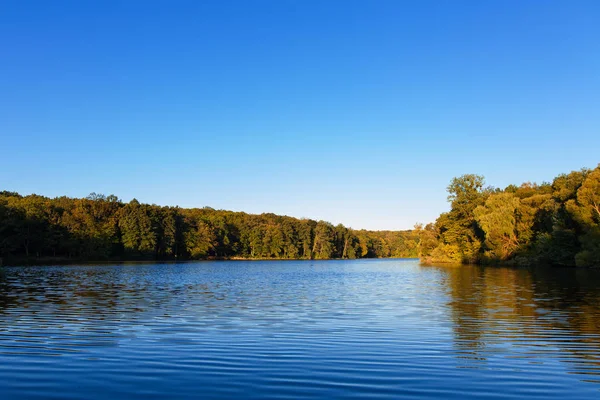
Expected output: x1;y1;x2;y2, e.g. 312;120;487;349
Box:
434;263;600;378
0;264;232;353
0;265;224;316
0;263;305;351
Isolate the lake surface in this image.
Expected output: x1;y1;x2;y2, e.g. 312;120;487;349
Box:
1;259;600;399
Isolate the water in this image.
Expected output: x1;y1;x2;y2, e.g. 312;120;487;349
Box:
1;259;600;399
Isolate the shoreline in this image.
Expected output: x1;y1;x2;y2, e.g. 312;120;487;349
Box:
1;256;420;267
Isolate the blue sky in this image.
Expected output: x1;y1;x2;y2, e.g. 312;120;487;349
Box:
1;0;599;230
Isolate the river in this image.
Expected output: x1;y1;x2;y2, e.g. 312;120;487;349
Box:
1;259;599;399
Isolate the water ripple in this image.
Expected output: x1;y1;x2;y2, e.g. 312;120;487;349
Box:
1;260;600;399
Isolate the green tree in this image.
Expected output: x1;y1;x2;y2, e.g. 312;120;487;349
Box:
566;165;600;267
118;199;156;255
431;174;487;263
474;193;520;261
183;216;215;259
312;221;335;259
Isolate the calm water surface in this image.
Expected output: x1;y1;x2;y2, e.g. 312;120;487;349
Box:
1;259;600;399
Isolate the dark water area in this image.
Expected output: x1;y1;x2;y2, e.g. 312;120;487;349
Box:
1;259;600;399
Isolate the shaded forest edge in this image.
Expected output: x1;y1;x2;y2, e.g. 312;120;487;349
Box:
417;163;600;268
0;192;419;266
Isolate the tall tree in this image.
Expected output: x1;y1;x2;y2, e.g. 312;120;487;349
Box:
118;199;156;256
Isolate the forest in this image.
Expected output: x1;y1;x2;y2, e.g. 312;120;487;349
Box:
417;164;600;267
0;191;419;264
2;163;598;267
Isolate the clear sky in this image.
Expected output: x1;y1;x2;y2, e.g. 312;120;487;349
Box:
1;1;599;230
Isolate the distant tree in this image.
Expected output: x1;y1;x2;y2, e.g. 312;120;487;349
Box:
118;199;156;255
312;221;335;259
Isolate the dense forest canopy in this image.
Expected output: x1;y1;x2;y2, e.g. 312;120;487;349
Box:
417;164;600;267
2;163;598;267
0;191;419;264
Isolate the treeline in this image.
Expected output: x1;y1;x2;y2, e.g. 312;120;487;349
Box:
417;164;600;267
0;192;418;264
